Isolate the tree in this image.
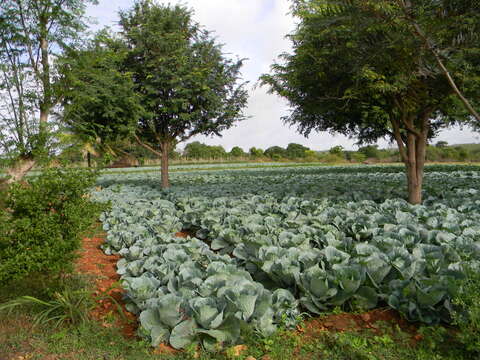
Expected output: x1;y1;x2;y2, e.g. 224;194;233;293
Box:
264;146;287;159
392;0;480;123
230;146;245;158
436;141;449;148
249;147;264;158
120;1;248;188
261;0;480;204
0;0;97;183
184;141;207;159
286;143;309;159
59;31;143;160
184;142;227;160
358;145;380;159
329;146;345;157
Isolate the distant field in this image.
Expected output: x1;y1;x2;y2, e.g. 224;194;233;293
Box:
2;160;480;178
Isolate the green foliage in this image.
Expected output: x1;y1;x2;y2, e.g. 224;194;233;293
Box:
0;168;103;284
0;290;94;328
426;145;471;162
329;146;345;157
286;143;310;159
264;146;287;159
60;30;143;147
358;145;380;159
249;147;264;158
452;268;480;354
120;1;248;151
261;0;479;141
0;0;98;160
229;146;246;158
346;151;367;163
184;142;227;160
318;153;346;163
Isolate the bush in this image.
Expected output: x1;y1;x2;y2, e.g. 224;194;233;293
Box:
318;153;346;163
453;268;480;354
0;168;103;284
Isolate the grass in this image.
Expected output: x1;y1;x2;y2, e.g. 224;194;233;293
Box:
0;308;473;360
0;271;476;360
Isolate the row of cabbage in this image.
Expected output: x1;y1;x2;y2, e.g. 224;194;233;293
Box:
98;165;480;203
93;165;480;349
101;162;302;173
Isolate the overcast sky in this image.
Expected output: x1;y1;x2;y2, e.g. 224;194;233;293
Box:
86;0;480;151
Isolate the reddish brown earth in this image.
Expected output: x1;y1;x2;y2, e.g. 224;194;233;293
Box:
175;230;194;238
76;236;137;338
301;308;419;338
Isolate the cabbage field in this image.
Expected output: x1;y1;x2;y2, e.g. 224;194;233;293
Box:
92;164;480;350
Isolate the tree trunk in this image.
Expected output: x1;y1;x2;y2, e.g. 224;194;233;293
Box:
4;156;36;184
161;141;170;189
87;152;92;167
391;113;429;205
406;160;423;204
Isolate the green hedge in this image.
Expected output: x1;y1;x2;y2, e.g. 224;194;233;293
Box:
0;168;104;284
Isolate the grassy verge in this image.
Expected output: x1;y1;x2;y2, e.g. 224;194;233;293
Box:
0;307;472;360
0;270;475;360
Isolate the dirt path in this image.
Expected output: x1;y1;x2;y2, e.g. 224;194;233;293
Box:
76;236;137;338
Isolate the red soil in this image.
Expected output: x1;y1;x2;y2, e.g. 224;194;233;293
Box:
76;236;137;338
301;308;418;337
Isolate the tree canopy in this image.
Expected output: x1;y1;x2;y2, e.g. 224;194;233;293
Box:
261;0;480;203
60;31;143;152
0;0;96;182
119;1;249;187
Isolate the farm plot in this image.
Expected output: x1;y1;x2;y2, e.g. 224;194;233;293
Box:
92;164;480;350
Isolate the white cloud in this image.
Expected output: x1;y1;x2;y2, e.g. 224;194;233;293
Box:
86;0;479;152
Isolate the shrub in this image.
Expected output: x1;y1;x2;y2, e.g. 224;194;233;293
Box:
0;168;103;284
453;268;480;354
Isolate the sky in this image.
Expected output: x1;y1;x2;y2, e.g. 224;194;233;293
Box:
85;0;480;151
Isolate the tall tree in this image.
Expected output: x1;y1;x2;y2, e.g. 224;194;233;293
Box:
119;1;248;188
286;143;309;159
59;31;143;159
0;0;97;183
261;0;480;204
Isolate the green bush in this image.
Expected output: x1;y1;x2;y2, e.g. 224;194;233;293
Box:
0;168;103;284
318;153;346;163
453;268;480;354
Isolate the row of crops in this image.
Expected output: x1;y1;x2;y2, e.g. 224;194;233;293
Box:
101;162;300;173
92;164;480;349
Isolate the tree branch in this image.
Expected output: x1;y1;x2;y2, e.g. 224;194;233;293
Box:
16;0;40;79
396;0;480;122
134;134;162;157
393;97;423;138
390;117;408;163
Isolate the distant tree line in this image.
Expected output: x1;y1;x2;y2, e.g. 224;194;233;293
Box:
178;141;480;163
61;140;480;166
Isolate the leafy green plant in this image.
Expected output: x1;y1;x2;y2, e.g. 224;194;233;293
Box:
0;290;94;328
0;168;104;284
92;164;480;350
452;268;480;354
